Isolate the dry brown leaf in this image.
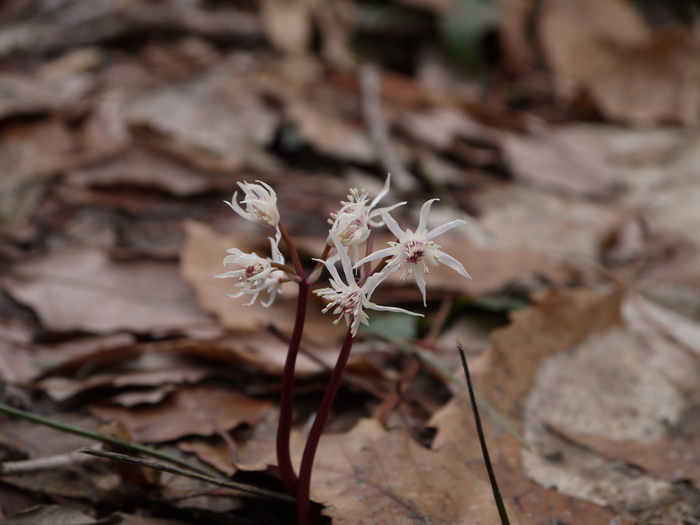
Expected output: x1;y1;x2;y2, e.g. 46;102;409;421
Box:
259;0;313;54
0;119;81;236
126;62;280;172
399;106;495;150
539;0;700;125
66;148;237;197
0;505;99;525
429;393;634;525
178;438;236;477
485;285;623;417
500;125;618;197
295;418;503;524
1;247;210;333
89;384;273;443
521;327;687;514
36;353;219;403
478;183;617;262
0;74;83;119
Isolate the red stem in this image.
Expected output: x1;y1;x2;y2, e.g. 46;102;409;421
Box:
296;328;355;525
275;221;308;495
276;280;309;495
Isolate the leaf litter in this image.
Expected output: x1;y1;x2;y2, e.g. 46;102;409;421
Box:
0;0;699;523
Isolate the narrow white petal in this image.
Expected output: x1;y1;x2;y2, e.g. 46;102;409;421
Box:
354;247;397;269
427;219;466;240
417;199;439;233
437;251;471;278
329;232;355;285
313;258;344;287
226;193;251;221
370;173;391;209
378;210;405;239
369;202;407;227
414;272;428;306
369;304;423;317
362;266;393;298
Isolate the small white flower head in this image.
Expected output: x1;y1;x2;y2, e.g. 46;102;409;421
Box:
226;180;280;228
216;235;287;307
315;232;421;336
328;173;406;248
355;199;471;306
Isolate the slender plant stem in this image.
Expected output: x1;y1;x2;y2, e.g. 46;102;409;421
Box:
275;220;309;496
296;328;355;525
0;403;223;479
276;280;309;495
456;340;511;525
279;223;305;279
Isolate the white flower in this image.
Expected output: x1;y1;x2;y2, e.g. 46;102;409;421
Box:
226;180;280;228
355;199;471;305
329;173;406;249
315;233;421;336
216;236;287;307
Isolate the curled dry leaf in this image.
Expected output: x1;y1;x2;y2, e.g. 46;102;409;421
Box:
89;384;273;443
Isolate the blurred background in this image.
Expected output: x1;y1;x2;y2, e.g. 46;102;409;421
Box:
0;0;699;524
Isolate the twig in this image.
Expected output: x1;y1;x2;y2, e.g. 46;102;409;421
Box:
456;339;510;525
0;403;223;479
77;448;295;503
360;63;416;192
1;447;99;474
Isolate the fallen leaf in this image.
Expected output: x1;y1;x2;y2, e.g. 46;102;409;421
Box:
36;352;219;403
500;125;618;196
89;384;273;443
0;505;98;525
477;183;617;262
1;247;211;333
296;418;503;524
259;0;312;54
126;61;281;172
539;0;700;125
430;392;635;525
66;148;237;197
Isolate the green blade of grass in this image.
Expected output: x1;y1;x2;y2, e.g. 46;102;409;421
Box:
0;403;223;479
78;448;295;503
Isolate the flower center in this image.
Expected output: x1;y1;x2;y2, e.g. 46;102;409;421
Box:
243;262;267;280
335;290;361;314
403;239;427;264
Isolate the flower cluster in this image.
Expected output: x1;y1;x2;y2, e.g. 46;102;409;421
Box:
218;174;473;524
219;174;471;335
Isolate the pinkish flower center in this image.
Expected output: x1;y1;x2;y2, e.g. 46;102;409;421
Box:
243;263;266;280
403;239;427;264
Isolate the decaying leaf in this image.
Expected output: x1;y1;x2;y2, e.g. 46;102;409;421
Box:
500;125;618;196
297;418;503;524
89;384;273;443
126;61;280;172
1;247;211;333
538;0;700;125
